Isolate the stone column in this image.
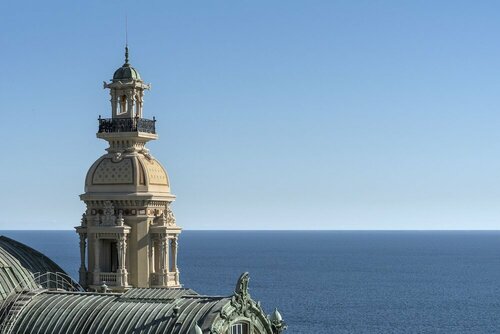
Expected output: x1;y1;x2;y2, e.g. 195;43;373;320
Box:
172;236;178;272
154;241;160;273
160;234;169;286
128;94;134;117
149;239;155;273
78;233;87;286
148;238;155;285
136;93;143;117
132;94;138;118
93;235;100;285
111;94;117;116
165;236;170;275
172;236;179;284
117;235;128;287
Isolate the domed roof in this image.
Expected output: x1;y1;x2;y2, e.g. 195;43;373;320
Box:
84;152;171;196
270;308;283;322
113;64;141;81
112;46;141;81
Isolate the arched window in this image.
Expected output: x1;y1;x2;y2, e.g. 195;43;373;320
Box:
134;94;141;117
230;323;249;334
119;95;127;114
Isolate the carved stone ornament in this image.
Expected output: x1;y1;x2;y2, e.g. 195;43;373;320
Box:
100;201;117;226
81;213;87;227
155;212;167;226
94;214;100;225
271;316;287;334
166;205;176;226
212;272;277;334
230;272;252;318
112;152;123;162
235;272;250;299
117;211;125;226
141;147;152;160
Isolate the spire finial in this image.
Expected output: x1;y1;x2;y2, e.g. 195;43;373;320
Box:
124;14;129;65
125;45;129;65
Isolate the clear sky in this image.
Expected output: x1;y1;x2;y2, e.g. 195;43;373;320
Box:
1;1;500;230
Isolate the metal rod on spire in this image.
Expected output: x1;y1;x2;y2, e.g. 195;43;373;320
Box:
125;46;129;65
125;14;129;65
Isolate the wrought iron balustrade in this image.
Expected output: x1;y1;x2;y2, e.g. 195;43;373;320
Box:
98;117;156;134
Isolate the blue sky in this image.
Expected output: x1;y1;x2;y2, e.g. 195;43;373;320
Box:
1;1;500;229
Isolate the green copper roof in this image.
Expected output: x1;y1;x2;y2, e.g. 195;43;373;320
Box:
112;46;141;81
10;289;230;334
0;236;74;300
113;65;141;81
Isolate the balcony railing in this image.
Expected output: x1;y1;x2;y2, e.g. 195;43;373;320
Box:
99;272;118;284
98;116;156;134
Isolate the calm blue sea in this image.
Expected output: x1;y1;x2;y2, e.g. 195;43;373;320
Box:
1;230;499;333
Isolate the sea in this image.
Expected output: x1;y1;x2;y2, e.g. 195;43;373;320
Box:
0;230;499;334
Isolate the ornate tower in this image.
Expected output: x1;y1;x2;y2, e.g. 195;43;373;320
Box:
75;47;182;291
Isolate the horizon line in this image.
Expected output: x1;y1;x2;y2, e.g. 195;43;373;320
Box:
1;229;500;232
